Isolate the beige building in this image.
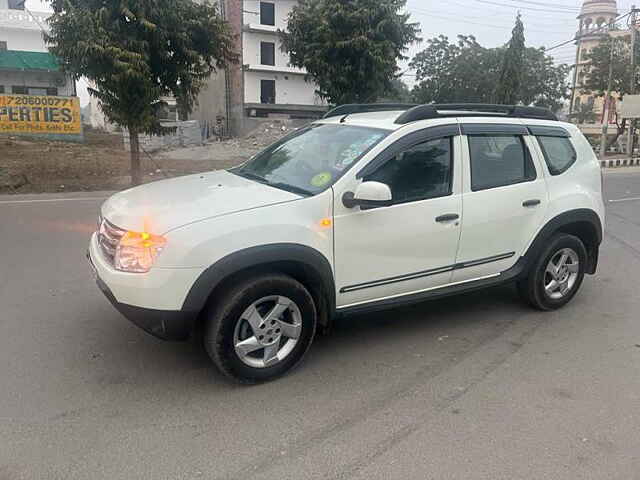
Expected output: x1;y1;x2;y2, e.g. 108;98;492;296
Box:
570;0;632;137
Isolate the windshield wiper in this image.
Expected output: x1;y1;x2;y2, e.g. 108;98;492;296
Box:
235;171;268;184
234;171;312;196
268;182;313;197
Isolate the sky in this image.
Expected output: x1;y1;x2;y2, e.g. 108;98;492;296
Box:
23;0;638;99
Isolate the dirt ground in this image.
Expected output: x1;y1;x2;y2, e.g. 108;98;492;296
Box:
0;124;294;194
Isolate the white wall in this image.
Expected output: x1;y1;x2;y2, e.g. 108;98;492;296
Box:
0;28;47;51
0;70;74;96
243;0;298;30
243;31;293;69
244;71;322;106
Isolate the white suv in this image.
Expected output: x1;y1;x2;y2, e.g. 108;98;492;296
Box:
88;104;605;383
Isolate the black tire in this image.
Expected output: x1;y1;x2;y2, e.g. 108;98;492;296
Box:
517;233;587;311
204;273;317;383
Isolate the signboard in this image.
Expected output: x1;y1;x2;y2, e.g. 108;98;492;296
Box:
621;95;640;119
0;94;82;136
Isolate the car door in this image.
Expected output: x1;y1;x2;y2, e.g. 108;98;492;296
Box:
333;125;463;308
451;122;548;283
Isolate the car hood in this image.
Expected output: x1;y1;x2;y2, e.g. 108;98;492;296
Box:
101;170;301;234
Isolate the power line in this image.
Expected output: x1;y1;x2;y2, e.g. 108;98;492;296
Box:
502;0;579;11
409;8;575;34
546;10;633;51
472;0;584;14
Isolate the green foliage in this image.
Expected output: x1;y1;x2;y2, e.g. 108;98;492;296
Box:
581;34;640;99
494;14;525;105
410;33;570;111
569;102;598;124
281;0;421;105
379;77;413;103
45;0;237;184
410;35;501;104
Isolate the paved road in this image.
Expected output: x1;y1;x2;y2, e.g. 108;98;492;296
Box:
1;172;640;480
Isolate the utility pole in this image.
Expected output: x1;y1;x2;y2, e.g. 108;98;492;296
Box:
627;6;638;156
600;35;616;159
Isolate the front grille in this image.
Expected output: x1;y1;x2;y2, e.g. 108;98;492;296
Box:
98;218;125;266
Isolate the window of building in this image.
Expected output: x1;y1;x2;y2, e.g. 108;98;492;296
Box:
537;136;577;176
366;137;453;205
8;0;26;10
0;41;7;52
0;86;5;94
468;135;536;191
11;86;27;94
261;42;275;66
261;79;276;104
260;2;275;26
46;87;58;96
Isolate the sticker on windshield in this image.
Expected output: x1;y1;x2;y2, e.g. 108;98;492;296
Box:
311;172;333;188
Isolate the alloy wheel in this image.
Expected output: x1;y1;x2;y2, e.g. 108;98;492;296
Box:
233;296;302;368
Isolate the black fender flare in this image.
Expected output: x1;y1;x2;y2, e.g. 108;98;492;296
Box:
521;208;603;276
182;243;336;324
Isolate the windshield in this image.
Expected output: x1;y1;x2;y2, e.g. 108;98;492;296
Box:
232;124;389;195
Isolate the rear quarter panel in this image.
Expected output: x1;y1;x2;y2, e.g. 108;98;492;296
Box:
523;121;605;252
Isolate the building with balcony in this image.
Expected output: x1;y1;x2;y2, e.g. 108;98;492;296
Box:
241;0;327;119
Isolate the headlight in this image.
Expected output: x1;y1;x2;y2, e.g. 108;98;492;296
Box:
114;231;167;273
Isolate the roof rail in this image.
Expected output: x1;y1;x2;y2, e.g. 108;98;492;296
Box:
323;103;417;119
395;104;558;124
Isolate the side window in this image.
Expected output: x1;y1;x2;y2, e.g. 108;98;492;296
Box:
468;135;536;191
537;136;577;175
366;137;453;204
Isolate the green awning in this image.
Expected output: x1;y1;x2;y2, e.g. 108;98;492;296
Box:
0;50;60;71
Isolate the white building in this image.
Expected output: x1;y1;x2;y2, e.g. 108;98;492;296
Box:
241;0;327;119
0;3;75;97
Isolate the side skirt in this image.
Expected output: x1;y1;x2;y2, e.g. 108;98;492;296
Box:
336;257;526;317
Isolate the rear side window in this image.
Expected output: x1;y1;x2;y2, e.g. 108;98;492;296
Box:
366;137;453;204
537;136;577;175
468;135;536;191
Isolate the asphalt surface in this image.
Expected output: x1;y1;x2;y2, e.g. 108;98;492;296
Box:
1;171;639;480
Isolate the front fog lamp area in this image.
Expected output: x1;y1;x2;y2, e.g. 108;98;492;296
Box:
114;231;167;273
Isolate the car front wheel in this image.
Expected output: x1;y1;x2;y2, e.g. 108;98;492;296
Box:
518;233;587;311
204;273;317;383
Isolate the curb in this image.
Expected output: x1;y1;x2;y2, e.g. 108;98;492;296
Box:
600;158;640;168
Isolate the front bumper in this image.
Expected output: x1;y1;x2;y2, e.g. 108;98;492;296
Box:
94;272;195;341
87;233;201;341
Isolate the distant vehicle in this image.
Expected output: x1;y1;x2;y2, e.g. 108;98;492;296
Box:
88;103;605;383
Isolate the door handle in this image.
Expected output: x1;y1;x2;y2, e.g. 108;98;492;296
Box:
522;199;541;207
435;213;460;223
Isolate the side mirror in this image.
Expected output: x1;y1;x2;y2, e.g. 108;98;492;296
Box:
342;181;393;209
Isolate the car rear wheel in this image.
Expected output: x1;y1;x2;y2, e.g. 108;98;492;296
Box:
204;273;317;383
518;234;587;311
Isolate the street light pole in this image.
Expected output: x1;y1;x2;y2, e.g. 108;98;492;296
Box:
627;6;638;156
600;35;616;159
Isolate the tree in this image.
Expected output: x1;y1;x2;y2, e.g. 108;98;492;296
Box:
581;34;640;148
410;35;500;104
581;34;640;98
379;77;413;103
410;35;570;111
281;0;421;105
46;0;237;185
494;14;525;104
